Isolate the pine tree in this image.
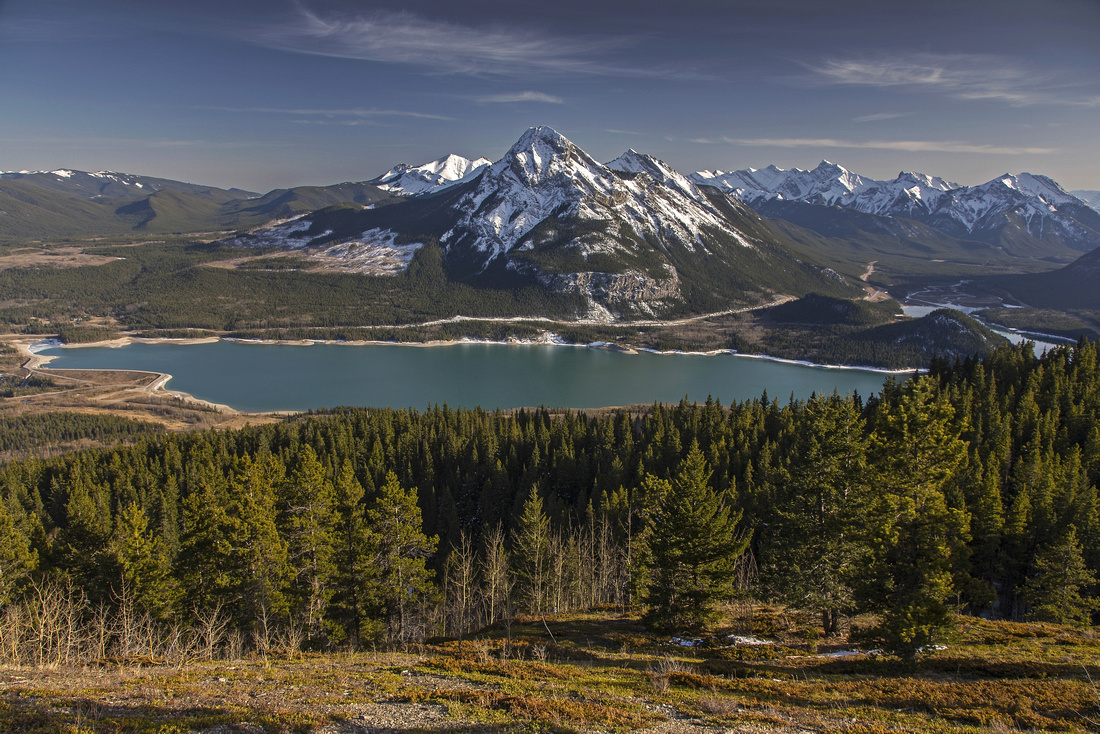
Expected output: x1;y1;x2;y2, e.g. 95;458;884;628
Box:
281;446;337;644
366;471;438;645
763;394;867;636
863;378;969;662
226;455;292;634
512;486;551;614
0;499;37;605
644;445;750;631
328;460;378;648
109;502;180;622
1024;526;1099;626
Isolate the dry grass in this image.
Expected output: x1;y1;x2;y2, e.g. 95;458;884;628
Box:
2;609;1100;732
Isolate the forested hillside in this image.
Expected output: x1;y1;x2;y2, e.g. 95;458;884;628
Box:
1;340;1097;661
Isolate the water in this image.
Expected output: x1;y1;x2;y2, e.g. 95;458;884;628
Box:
899;304;1067;355
38;340;901;412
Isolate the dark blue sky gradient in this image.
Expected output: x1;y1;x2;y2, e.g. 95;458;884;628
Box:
2;0;1098;192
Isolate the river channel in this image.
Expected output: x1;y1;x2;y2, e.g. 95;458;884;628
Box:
37;340;903;413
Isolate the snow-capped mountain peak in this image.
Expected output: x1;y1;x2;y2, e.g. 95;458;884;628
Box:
606;149;702;202
443;126;755;265
373;153;491;196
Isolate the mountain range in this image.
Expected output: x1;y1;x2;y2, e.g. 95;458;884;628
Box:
4;126;1099;318
224;126;857;318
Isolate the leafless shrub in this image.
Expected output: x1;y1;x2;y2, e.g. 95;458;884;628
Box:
699;695;739;716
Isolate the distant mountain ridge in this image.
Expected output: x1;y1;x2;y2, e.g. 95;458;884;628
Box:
692;162;1100;254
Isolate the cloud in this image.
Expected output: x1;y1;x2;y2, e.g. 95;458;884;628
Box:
605;129;643;136
208;107;454;122
804;54;1100;108
477;91;563;104
852;112;910;123
248;6;697;79
721;137;1056;155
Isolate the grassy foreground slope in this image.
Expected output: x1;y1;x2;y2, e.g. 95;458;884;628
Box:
2;610;1098;733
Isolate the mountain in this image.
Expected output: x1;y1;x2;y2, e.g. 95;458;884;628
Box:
693;163;1100;257
0;168;401;242
225;126;860;317
371;154;492;196
0;168;257;202
1072;190;1100;212
692;161;876;207
995;245;1100;311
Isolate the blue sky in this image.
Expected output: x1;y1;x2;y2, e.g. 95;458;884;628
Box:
2;0;1098;192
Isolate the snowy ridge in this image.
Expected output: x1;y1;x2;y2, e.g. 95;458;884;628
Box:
443;126;754;264
693;162;1098;245
692;161;873;206
373;154;491;196
1071;190;1100;212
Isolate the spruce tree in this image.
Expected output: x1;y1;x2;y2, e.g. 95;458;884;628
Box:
512;485;551;614
864;378;968;662
1024;526;1099;626
109;502;180;622
366;471;438;644
644;445;749;631
328;460;378;648
280;446;337;644
0;499;36;605
763;394;867;636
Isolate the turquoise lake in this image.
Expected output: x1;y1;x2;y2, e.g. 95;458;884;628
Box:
38;341;904;413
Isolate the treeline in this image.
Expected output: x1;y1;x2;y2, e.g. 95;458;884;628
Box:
0;241;585;332
0;413;164;458
0;341;1098;661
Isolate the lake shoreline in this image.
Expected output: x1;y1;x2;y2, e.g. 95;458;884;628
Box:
26;333;922;376
13;334;909;416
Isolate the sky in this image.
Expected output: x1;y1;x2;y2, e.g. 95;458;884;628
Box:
2;0;1098;193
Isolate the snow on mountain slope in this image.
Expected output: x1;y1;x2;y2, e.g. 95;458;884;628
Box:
694;160;1099;249
222;214;423;275
373;154;492;195
442;126;753;264
692;161;873;206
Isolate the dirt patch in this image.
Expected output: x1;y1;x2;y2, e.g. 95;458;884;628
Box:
0;246;123;271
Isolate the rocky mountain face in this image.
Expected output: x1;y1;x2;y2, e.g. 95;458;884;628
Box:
692;162;1100;255
227;127;858;318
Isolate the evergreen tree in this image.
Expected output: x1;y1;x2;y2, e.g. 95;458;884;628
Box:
108;502;180;622
366;471;438;644
644;445;749;631
328;460;378;648
0;499;37;605
1024;526;1099;626
863;378;969;662
763;394;867;635
226;455;292;633
51;473;111;603
280;446;337;644
512;485;551;614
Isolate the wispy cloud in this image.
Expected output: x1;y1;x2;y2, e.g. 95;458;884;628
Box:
605;128;643;136
721;137;1056;155
477;91;563;104
805;54;1100;108
852;112;910;123
247;6;698;79
688;138;717;144
207;106;454;123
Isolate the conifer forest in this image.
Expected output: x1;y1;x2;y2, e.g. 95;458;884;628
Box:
1;340;1099;669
